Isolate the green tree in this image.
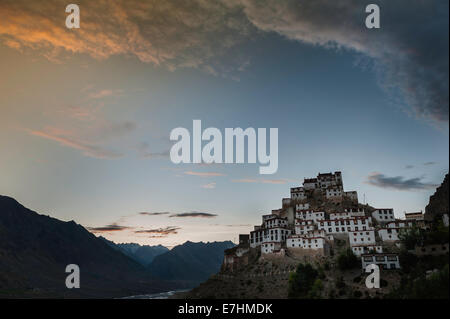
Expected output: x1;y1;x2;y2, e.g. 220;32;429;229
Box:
337;249;359;270
308;279;324;299
399;225;425;250
288;263;319;298
388;264;449;299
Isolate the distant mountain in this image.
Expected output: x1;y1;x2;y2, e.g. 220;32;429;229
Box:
0;195;177;298
99;237;169;266
148;241;235;286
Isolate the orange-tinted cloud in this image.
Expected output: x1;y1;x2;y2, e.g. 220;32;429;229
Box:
88;89;122;99
184;171;225;177
2;0;446;124
0;0;252;71
30;127;124;159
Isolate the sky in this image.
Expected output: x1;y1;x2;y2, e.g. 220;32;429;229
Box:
0;0;448;248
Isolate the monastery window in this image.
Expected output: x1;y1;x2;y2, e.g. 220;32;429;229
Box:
387;256;398;261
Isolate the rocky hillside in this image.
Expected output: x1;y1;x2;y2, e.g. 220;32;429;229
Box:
176;247;400;299
425;174;449;223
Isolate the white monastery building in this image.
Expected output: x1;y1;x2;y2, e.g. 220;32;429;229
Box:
372;208;395;223
244;172;414;270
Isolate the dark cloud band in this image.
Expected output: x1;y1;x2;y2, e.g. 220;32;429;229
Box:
169;211;217;218
87;223;130;232
366;172;438;191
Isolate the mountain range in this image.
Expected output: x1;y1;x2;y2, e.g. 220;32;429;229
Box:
102;237;235;286
148;240;235;285
100;237;169;266
0;195;233;298
102;236;234;285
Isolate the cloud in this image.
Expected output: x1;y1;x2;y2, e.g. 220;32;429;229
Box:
232;178;289;184
1;0;447;124
59;104;101;122
88;89;123;99
232;178;259;183
169;211;218;218
423;162;437;166
138;211;170;216
366;172;438;191
237;0;449;124
88;223;131;232
405;165;414;169
201;182;217;189
28;117;136;159
30;128;123;159
224;224;252;227
142;150;170;159
184;171;225;177
261;179;289;184
134;226;180;237
137;142;170;159
95;121;137;140
0;0;253;71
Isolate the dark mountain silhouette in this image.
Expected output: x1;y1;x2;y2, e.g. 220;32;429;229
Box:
99;237;169;266
0;195;177;298
425;174;449;223
148;240;235;287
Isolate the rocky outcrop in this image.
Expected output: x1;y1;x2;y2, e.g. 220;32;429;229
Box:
425;174;449;223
